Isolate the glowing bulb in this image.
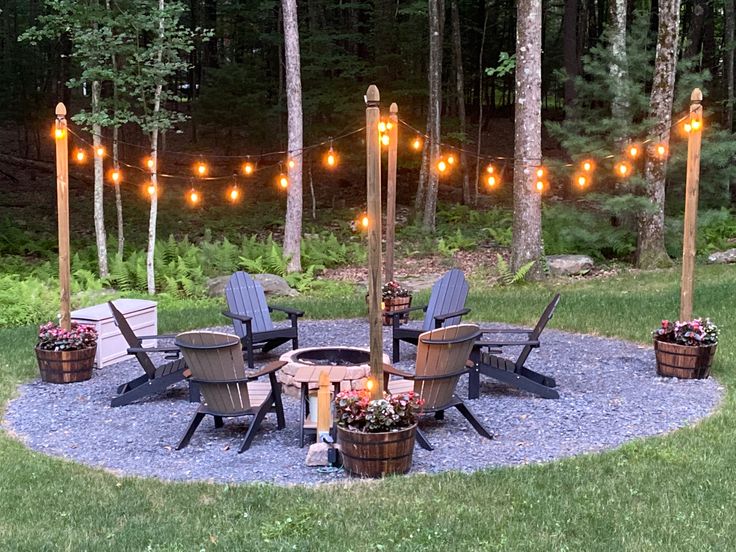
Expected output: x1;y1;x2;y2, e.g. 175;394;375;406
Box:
74;149;86;163
95;146;105;157
386;122;393;130
412;137;422;150
654;144;667;158
628;146;639;158
582;160;594;172
242;162;254;175
381;134;390;146
195;162;207;176
366;378;375;392
691;119;701;130
279;175;288;189
616;162;630;176
147;184;156;196
378;121;387;133
577;175;587;187
486;164;495;174
189;190;199;204
229;187;240;202
536;167;545;178
361;215;369;229
110;169;121;183
684;122;692;133
54;127;65;140
535;180;544;192
288;159;295;169
447;154;456;165
145;157;155;170
487;175;497;187
437;160;447;173
327;153;336;166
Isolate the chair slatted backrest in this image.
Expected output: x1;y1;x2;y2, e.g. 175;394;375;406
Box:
108;301;157;379
225;272;274;337
516;293;561;367
422;269;469;331
414;324;480;409
175;331;252;413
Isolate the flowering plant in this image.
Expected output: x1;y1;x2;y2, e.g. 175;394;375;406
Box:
335;389;424;433
382;280;411;301
37;322;97;351
653;318;719;346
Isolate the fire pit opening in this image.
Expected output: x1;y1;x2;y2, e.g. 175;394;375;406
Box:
294;348;371;367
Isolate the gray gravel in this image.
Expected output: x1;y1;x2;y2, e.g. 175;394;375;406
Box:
3;319;724;486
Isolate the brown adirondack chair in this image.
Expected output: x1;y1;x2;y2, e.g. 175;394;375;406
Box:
389;269;470;362
223;271;304;368
384;324;493;451
108;301;199;407
174;331;286;453
467;293;561;399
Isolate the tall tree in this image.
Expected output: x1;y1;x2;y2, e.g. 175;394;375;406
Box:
511;0;544;277
562;0;578;106
281;0;303;273
450;0;472;205
609;0;629;140
637;0;680;268
422;0;444;231
726;0;735;133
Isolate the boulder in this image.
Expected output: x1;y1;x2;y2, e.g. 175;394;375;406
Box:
206;273;298;298
206;276;230;298
547;254;594;277
707;248;736;264
305;442;342;467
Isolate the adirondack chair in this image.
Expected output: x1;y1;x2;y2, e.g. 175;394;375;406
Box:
222;271;304;368
389;268;470;362
174;331;286;453
108;301;199;407
384;324;493;451
467;293;561;400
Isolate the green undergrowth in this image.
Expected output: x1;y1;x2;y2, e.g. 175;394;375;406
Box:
0;265;735;549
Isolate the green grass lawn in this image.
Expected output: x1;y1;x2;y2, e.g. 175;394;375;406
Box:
0;265;734;550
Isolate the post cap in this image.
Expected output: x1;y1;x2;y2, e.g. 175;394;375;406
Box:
691;88;703;102
55;102;67;116
365;85;380;106
390;102;398;114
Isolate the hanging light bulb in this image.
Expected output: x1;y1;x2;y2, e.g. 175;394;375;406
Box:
188;188;200;205
691;118;702;131
228;186;240;202
386;121;393;130
325;147;337;168
288;158;295;169
437;159;447;173
447;154;456;165
535;180;545;192
54;127;65;140
242;161;254;176
110;168;121;184
486;164;495;174
576;174;587;188
627;145;640;159
487;175;497;187
412;137;423;150
654;143;667;159
536;166;545;178
74;149;86;163
145;157;155;171
683;121;692;133
581;160;595;172
95;146;105;157
146;183;157;197
361;214;370;229
278;174;289;189
378;121;387;133
195;161;207;176
381;134;390;146
615;162;630;177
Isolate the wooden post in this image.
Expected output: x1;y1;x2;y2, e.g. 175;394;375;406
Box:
366;85;384;400
385;102;398;282
55;103;72;331
316;370;332;437
679;88;704;321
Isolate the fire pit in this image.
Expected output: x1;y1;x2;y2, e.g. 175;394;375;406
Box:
278;347;390;397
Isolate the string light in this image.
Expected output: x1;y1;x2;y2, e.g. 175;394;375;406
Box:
487;175;497;187
188;187;200;205
95;146;105;157
691;118;702;131
378;121;387;133
535;179;545;192
536;166;545;178
683;121;692;133
195;161;207;176
654;143;667;159
278;174;289;189
325;147;337;168
615;162;630;177
447;154;456;165
228;186;240;202
386;121;393;130
74;149;86;163
242;161;254;175
486;164;495;174
110;168;121;184
627;145;640;159
146;183;157;197
581;160;595;172
437;159;447;173
145;157;155;171
412;137;423;150
366;377;375;392
288;159;295;169
360;214;369;229
575;174;588;188
54;127;65;140
381;134;390;146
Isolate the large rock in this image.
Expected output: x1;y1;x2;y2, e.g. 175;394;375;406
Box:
707;248;736;264
547;254;594;277
305;442;342;467
206;273;299;298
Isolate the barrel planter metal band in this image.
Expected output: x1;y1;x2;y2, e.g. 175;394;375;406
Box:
337;424;416;477
653;340;716;379
36;346;96;384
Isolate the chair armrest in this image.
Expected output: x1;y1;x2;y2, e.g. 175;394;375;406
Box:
387;304;427;318
413;367;469;381
127;346;180;354
222;310;252;323
247;360;287;380
269;305;305;317
479;328;533;335
136;334;178;340
433;308;471;323
420;328;482;345
477;339;540;348
382;363;416;379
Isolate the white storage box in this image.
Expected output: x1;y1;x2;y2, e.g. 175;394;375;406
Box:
71;299;158;368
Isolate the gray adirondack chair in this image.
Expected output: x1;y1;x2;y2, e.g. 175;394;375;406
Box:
384;324;493;451
174;331;286;453
108;301;199;407
468;294;561;399
389;268;470;362
222;271;304;368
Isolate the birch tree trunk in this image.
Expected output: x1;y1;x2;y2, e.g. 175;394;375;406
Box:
474;8;488;200
91;80;108;277
422;0;444;231
146;0;166;295
414;126;429;217
637;0;680;269
609;0;629;140
282;0;303;273
450;0;472;205
511;0;544;278
113;126;124;256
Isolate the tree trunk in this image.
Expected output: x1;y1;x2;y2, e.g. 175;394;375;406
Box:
637;0;680;269
414;124;429;217
726;0;734;133
684;0;706;64
282;0;303;272
609;0;629;141
450;0;472;205
563;0;578;107
147;0;166;295
422;0;444;232
91;80;108;278
113;125;124;256
474;8;489;201
511;0;544;279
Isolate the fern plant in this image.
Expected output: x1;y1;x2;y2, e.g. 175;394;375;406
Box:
495;254;535;286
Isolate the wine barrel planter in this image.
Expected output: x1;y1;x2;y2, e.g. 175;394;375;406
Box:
653;339;717;379
35;346;97;384
337;424;417;477
382;296;412;326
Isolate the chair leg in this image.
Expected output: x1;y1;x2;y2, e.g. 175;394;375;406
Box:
272;386;286;430
454;401;493;440
467;364;481;399
292;336;298;349
415;427;433;451
238;405;270;453
434;410;445;420
188;381;201;403
176;410;207;450
518;365;557;388
111;379;157;407
214;416;224;428
392;338;401;363
116;373;149;395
